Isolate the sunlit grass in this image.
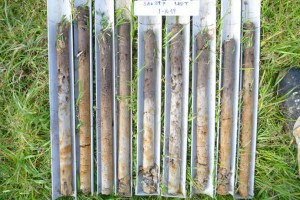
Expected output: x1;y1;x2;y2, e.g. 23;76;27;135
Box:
254;0;300;199
0;0;50;199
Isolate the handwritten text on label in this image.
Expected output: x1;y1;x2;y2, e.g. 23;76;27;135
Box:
134;1;199;16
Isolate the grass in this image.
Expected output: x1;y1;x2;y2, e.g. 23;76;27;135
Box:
0;0;50;199
0;0;300;199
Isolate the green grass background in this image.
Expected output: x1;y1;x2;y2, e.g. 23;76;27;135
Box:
0;0;300;199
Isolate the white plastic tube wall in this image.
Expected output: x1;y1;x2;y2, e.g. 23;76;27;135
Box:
73;0;94;195
94;0;116;195
217;0;241;195
235;0;261;199
48;0;77;199
191;0;216;197
115;0;133;196
136;13;162;197
162;16;190;198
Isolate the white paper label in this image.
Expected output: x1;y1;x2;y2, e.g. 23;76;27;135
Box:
134;1;199;16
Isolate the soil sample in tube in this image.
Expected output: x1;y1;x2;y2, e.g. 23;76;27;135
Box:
217;38;235;195
99;30;114;195
168;23;184;195
140;29;158;194
195;30;210;192
238;21;255;198
117;22;131;197
56;19;73;196
77;6;91;194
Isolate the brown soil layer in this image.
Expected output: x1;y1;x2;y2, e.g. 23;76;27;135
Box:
217;38;235;195
168;23;184;195
77;6;91;195
99;29;114;195
195;30;210;192
117;22;131;197
56;20;73;196
141;29;158;194
238;21;255;198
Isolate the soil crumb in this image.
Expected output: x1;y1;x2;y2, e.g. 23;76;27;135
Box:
140;164;158;194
